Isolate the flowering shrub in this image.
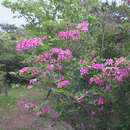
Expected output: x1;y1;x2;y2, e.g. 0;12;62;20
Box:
17;21;130;129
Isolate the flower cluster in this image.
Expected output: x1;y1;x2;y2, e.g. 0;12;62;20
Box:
18;101;59;118
77;21;88;32
57;80;70;88
19;67;29;76
16;37;43;52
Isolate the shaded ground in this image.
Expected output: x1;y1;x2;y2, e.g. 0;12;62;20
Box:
0;88;73;130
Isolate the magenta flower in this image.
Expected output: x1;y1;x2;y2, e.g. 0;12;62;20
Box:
91;111;96;116
19;100;24;105
56;65;62;70
41;35;48;40
27;85;33;89
80;0;84;2
36;111;42;117
19;67;29;76
76;96;84;102
98;98;104;105
46;64;54;71
65;25;70;29
54;112;59;118
57;80;70;88
106;59;113;65
60;76;64;81
89;77;95;84
24;104;30;110
30;78;37;84
109;25;115;29
105;85;110;91
80;67;88;75
72;30;79;35
84;91;88;96
79;60;86;64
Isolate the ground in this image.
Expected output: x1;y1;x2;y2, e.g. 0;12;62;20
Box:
0;87;73;130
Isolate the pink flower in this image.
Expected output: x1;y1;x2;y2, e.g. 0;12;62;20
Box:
30;78;37;84
43;107;50;114
79;60;86;64
54;112;59;118
24;104;30;110
89;77;95;84
91;111;96;116
41;35;48;40
57;80;70;88
105;85;110;91
60;76;64;81
19;100;24;105
19;67;29;76
80;67;88;75
36;111;42;117
65;25;70;29
84;91;88;96
76;96;84;102
56;65;62;70
95;77;104;86
109;25;116;29
92;64;104;69
98;98;104;105
46;64;54;71
106;59;113;65
77;21;88;32
80;0;84;3
72;30;79;35
27;85;33;89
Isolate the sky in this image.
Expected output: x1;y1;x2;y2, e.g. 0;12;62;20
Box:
0;0;122;27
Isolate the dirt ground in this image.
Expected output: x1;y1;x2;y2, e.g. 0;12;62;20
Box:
0;88;73;130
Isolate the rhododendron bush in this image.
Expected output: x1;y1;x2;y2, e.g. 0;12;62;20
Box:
17;21;130;130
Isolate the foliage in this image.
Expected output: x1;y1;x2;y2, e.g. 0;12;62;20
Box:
1;0;130;129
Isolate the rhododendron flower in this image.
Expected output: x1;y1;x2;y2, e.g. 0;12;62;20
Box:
36;111;42;117
43;107;50;114
80;0;84;2
24;104;30;110
115;76;122;83
32;68;40;75
92;64;104;69
41;35;48;40
19;100;24;105
105;85;110;91
109;25;115;29
95;77;104;85
91;111;96;116
56;65;62;70
30;78;37;84
35;105;39;109
19;67;29;76
79;60;86;64
57;80;70;88
72;30;79;35
89;77;95;84
84;91;88;96
80;67;88;75
77;21;88;32
92;59;96;63
60;76;64;81
106;59;113;65
65;25;70;29
46;64;54;71
98;98;104;105
54;112;59;118
76;96;84;102
27;85;33;89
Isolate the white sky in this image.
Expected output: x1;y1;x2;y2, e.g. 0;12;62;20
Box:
0;0;122;27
